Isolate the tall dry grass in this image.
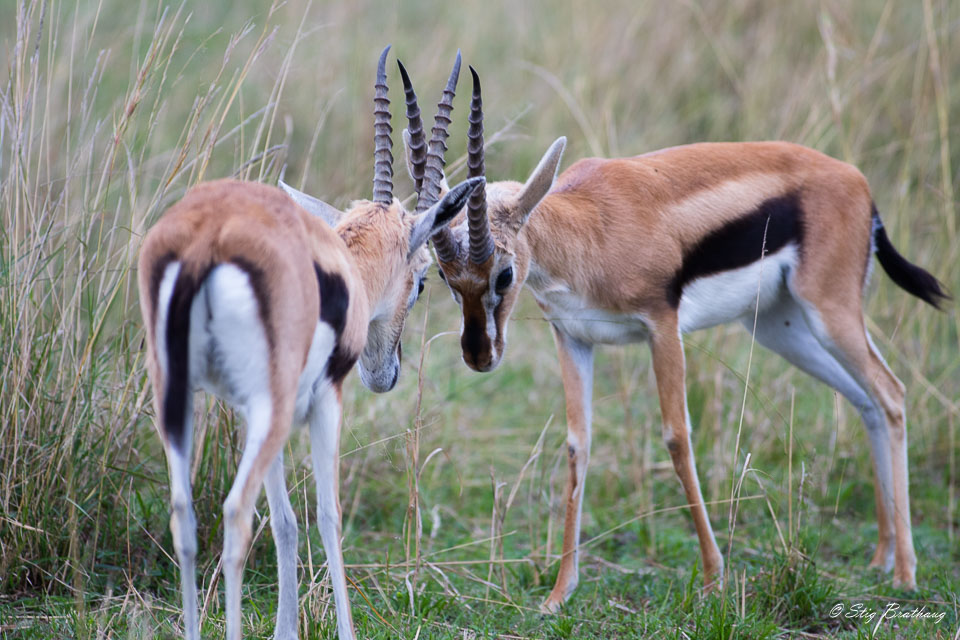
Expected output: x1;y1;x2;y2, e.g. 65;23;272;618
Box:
1;0;957;636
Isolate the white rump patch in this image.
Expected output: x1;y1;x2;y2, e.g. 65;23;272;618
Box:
189;264;271;407
154;261;182;377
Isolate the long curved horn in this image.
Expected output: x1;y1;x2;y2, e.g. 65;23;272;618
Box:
397;60;426;195
372;45;394;204
420;50;462;262
466;66;493;264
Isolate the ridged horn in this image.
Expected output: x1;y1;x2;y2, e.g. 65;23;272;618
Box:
421;50;462;262
398;60;426;195
466;66;492;264
372;45;394;204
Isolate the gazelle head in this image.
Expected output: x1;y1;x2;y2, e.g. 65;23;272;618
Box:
400;64;565;372
281;46;483;391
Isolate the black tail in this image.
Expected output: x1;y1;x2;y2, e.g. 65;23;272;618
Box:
872;207;949;309
163;263;209;450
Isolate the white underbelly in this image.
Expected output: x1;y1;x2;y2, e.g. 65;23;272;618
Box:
678;244;797;333
535;291;651;345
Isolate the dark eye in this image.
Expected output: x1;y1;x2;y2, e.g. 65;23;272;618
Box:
437;269;447;283
417;279;425;298
495;267;513;292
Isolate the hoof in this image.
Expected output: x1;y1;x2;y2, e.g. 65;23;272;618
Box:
541;582;575;614
867;557;894;573
539;596;564;615
703;579;722;595
892;574;917;591
868;546;895;573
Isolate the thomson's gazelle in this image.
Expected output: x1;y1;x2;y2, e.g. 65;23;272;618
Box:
413;67;948;611
137;47;482;640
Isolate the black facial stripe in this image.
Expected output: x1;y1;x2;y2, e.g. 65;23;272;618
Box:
314;263;358;383
666;191;803;307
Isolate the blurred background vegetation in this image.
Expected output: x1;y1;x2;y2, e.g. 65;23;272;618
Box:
0;0;957;637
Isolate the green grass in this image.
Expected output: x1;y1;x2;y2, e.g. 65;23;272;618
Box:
1;0;959;638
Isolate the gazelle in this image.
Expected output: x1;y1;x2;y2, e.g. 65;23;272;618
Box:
405;67;948;612
137;46;482;640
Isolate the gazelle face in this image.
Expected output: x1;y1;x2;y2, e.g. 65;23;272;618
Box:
340;201;424;392
431;137;566;372
341;201;434;392
395;57;565;372
433;182;533;372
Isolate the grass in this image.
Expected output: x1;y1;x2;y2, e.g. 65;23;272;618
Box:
1;0;958;638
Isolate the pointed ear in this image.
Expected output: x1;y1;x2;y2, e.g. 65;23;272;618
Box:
512;136;566;229
278;180;344;227
408;177;485;257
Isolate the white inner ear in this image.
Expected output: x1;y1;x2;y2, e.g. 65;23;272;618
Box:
278;180;343;227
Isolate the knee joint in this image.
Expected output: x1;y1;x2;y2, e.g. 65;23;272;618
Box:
662;432;687;458
272;510;298;546
566;440;588;459
222;545;245;572
223;503;252;561
662;421;690;456
886;415;906;441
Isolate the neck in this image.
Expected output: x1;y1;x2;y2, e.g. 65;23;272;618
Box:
352;256;391;324
521;193;590;293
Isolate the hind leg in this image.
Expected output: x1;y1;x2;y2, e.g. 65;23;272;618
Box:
223;394;295;640
790;293;915;587
163;393;201;640
263;451;299;640
745;294;896;571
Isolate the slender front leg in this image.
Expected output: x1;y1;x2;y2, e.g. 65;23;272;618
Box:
649;317;723;589
541;326;593;613
263;451;299;640
309;384;356;640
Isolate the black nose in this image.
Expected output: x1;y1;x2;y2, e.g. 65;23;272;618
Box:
461;323;492;372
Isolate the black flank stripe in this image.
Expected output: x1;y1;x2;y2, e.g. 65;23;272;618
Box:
314;263;357;383
666;191;803;307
